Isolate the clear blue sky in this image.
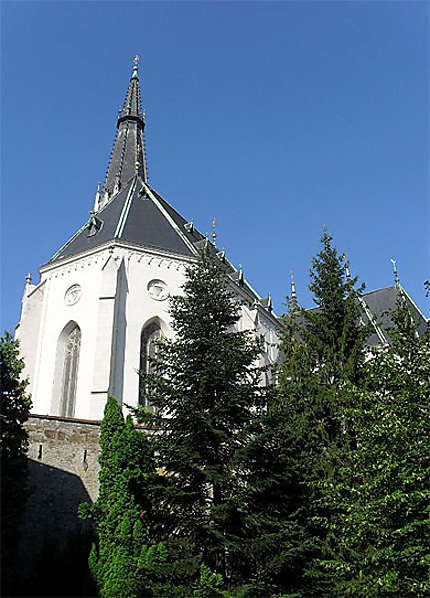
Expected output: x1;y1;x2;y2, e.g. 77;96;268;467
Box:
1;1;428;332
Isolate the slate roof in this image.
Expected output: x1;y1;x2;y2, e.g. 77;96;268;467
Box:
360;285;428;346
46;59;280;326
305;285;427;347
103;59;147;193
50;178;197;261
49;59;199;263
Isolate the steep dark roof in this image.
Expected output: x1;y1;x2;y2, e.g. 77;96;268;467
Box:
360;285;427;346
304;285;427;347
49;59;200;263
50;178;196;261
103;57;147;194
46;59;280;324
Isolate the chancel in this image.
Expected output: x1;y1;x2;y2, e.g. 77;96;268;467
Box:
15;58;282;421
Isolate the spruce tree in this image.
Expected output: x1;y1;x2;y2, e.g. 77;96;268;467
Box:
312;293;430;596
240;232;369;596
138;251;267;582
0;332;32;596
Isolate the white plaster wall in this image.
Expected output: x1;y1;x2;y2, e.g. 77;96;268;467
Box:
18;241;281;422
121;251;190;413
28;253;105;419
15;281;45;396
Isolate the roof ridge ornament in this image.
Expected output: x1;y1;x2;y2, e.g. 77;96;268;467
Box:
289;270;298;305
211;217;217;246
390;258;400;287
92;182;101;213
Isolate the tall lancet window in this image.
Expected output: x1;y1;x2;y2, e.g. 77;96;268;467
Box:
139;321;162;409
60;324;81;417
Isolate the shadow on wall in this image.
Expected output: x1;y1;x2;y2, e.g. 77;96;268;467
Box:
13;459;96;598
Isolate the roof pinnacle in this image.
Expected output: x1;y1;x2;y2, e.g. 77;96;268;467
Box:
390;258;400;287
289;270;298;306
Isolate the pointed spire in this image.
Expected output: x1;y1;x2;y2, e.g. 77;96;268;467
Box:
103;56;148;197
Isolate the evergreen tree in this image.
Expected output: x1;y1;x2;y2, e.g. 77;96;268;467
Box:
0;332;32;596
312;293;430;596
138;251;267;582
80;397;172;597
240;232;369;596
81;397;217;597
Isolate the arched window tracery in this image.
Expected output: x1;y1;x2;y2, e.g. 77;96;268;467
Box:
59;323;81;417
139;320;162;409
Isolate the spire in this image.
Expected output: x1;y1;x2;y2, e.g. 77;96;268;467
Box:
102;56;148;204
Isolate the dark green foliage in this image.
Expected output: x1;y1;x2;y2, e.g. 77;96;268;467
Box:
241;232;369;596
0;332;32;596
311;294;430;596
81;397;216;597
80;397;164;597
137;252;267;581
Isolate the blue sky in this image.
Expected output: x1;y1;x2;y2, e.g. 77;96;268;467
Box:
1;1;428;332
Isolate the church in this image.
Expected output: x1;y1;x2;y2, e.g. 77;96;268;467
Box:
12;59;427;585
15;57;281;422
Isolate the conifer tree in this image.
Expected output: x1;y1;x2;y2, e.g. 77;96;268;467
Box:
312;294;430;596
81;397;228;597
80;397;167;597
138;251;267;581
240;232;369;596
0;332;32;596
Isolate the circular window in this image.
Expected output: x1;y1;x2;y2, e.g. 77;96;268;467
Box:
147;279;168;301
64;284;82;306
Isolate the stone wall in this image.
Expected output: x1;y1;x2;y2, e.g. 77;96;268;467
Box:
17;413;154;594
16;415;101;590
25;413;102;502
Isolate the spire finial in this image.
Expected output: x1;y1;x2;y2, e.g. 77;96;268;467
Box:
25;272;32;285
211;217;217;246
289;270;298;304
132;55;140;79
390;258;400;287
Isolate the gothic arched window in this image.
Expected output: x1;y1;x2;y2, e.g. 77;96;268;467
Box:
139;321;162;408
59;323;81;417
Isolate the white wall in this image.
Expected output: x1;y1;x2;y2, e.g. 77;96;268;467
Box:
17;242;281;422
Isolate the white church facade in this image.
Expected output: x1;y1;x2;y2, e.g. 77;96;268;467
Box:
16;58;281;422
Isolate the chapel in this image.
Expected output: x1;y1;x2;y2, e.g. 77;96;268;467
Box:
15;57;281;421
